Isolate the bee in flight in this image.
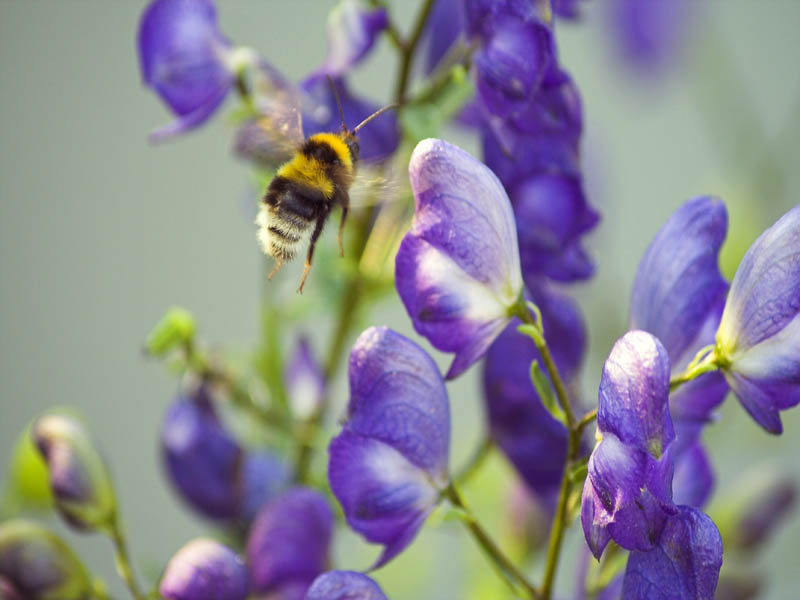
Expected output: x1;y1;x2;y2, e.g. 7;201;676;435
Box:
254;77;397;293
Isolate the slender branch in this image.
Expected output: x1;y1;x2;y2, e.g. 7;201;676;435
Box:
454;435;493;487
669;350;720;392
445;483;540;599
394;0;437;104
368;0;404;51
108;521;145;600
575;408;598;438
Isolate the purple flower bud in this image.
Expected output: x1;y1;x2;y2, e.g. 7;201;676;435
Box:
730;470;796;551
422;0;466;74
622;506;722;600
32;413;116;532
137;0;236;141
716;205;800;434
484;284;585;496
554;0;587;20
301;75;398;162
246;488;333;594
162;389;287;522
317;1;387;77
630;196;730;427
672;440;714;509
329;327;450;568
582;331;676;558
160;538;248;600
395;138;523;379
0;520;92;600
285;337;325;421
305;571;388;600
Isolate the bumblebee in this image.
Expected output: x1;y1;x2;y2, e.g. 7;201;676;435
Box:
254;79;396;293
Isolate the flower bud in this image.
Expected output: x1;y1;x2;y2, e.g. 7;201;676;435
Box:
160;538;248;600
305;571;388;600
0;520;92;600
32;413;116;532
285;337;325;422
145;306;195;357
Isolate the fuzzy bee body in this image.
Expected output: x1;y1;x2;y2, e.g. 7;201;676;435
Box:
257;132;361;291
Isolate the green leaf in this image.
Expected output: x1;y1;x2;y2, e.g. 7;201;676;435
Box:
516;323;545;347
529;360;566;425
145;306;195;357
2;425;52;515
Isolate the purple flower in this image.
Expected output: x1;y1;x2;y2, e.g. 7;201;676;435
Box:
162;389;287;523
608;0;693;75
246;488;333;595
137;0;236;141
464;0;555;118
630;196;730;429
285;337;326;421
422;0;466;74
0;520;92;600
301;74;398;162
715;205;800;434
581;331;676;558
730;471;796;551
554;0;587;20
672;440;714;509
305;571;387;600
483;284;585;497
316;1;387;77
395;138;523;379
329;327;450;568
32;413;116;532
622;506;722;600
160;538;248;600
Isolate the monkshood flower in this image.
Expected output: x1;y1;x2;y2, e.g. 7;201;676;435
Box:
671;440;714;509
554;0;587;20
463;0;555;119
329;327;450;568
32;413;116;532
714;205;800;434
246;488;334;596
395;138;523;379
483;284;585;497
160;538;248;600
630;196;729;426
305;571;388;600
0;520;92;600
608;0;693;75
138;0;237;142
285;337;325;421
622;506;722;600
422;0;466;74
581;331;676;558
162;388;287;522
315;1;387;77
301;74;399;162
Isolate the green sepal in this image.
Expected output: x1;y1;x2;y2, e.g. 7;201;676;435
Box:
517;323;545;348
1;425;53;516
529;360;565;425
145;306;195;357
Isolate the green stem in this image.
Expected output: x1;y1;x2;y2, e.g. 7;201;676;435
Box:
515;302;576;427
394;0;437;104
575;408;598;438
454;435;493;486
108;522;145;600
445;483;540;599
669;351;720;392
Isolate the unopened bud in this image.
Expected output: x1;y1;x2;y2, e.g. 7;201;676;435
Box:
160;538;248;600
146;307;195;357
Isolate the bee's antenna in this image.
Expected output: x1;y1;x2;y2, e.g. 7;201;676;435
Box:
326;75;348;132
352;103;399;134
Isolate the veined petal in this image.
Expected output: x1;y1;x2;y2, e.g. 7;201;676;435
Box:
246;488;333;593
347;327;449;476
318;1;387;76
328;433;440;569
630;196;729;364
396;138;523;377
718;205;800;354
598;331;674;458
622;506;722;600
305;571;387;600
672;440;714;509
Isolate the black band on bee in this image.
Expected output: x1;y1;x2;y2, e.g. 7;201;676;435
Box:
301;139;342;165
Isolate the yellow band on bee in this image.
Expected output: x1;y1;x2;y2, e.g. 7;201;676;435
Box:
277;154;335;198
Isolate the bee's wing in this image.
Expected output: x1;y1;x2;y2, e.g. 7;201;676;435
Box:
348;163;411;209
234;62;306;168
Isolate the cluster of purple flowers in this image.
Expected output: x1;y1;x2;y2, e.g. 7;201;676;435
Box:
3;1;799;600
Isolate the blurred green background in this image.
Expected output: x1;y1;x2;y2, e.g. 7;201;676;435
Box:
1;1;799;598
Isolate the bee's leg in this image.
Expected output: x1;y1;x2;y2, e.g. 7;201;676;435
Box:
298;211;328;294
337;201;349;257
268;257;283;280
